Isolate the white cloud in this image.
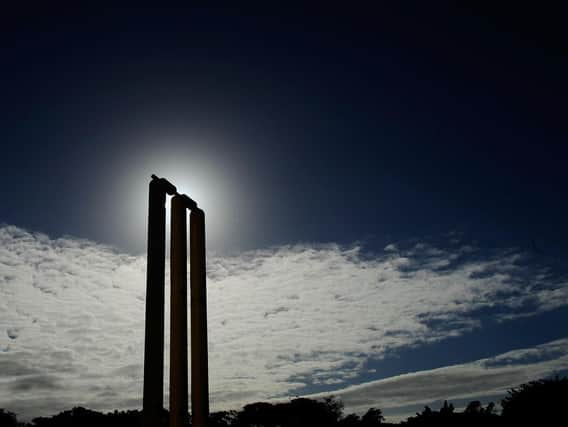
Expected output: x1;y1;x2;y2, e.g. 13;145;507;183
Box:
309;338;568;422
0;225;567;420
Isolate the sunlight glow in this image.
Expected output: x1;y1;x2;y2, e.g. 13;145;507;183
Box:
106;130;255;254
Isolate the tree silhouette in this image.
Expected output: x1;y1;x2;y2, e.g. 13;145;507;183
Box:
32;407;105;426
3;377;568;426
404;399;498;426
361;407;384;425
339;413;360;427
439;400;454;416
281;397;344;426
31;407;143;427
233;396;346;427
464;400;482;414
0;409;18;427
501;376;568;425
209;410;238;427
236;401;276;427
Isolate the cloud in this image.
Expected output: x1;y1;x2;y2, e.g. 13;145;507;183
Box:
10;374;62;393
310;338;568;422
0;225;567;420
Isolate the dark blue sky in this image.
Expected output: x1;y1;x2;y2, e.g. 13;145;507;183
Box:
1;5;568;419
1;3;567;255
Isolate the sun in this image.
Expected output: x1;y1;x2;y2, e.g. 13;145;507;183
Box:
106;133;255;254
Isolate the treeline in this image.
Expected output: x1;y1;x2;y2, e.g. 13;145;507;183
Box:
1;377;566;426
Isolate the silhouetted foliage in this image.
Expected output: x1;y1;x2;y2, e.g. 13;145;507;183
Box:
234;396;345;427
2;377;567;426
29;408;142;427
404;400;499;426
464;400;495;416
464;400;482;414
0;409;18;427
339;413;361;427
104;409;143;427
235;401;276;427
361;407;384;425
208;410;238;427
32;407;105;427
501;375;568;425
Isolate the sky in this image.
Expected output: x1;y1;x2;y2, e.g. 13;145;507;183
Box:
1;3;568;423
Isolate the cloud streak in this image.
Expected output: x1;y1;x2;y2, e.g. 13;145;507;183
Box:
309;338;568;421
0;225;567;420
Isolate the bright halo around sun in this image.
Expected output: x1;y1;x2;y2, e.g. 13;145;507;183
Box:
108;132;256;255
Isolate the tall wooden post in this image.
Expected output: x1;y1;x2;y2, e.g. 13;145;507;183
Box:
170;195;189;427
190;207;209;427
143;176;175;427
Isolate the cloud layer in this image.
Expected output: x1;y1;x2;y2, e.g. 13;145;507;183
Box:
0;225;567;420
311;338;568;422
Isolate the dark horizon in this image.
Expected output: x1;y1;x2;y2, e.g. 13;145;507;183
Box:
2;376;568;425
